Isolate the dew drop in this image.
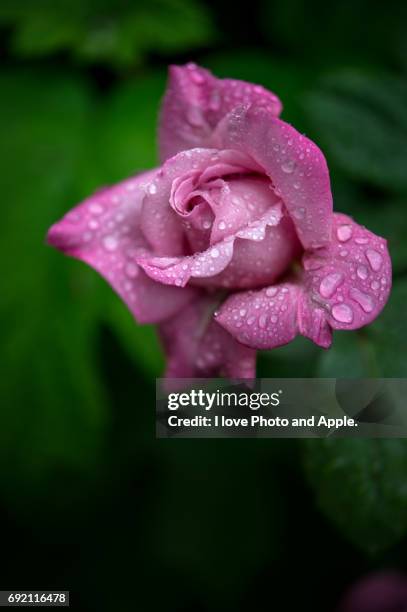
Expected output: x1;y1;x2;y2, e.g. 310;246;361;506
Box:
266;287;278;297
281;159;295;174
89;203;103;215
349;288;374;313
125;262;139;278
337;224;353;242
259;314;268;329
331;303;354;324
209;90;221;111
186;107;204;127
293;207;305;220
356;264;368;280
371;280;380;291
103;235;118;251
319;272;343;298
190;71;204;85
148;183;157;195
365;248;383;271
88;219;99;230
211;248;220;258
218;220;226;230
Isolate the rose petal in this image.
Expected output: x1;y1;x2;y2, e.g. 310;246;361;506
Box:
205;214;301;289
140;147;262;256
159;295;256;378
339;572;407;612
216;214;391;349
47;171;197;323
159;62;282;162
300;212;392;334
215;281;302;349
137;205;293;290
216;105;333;249
209;175;276;244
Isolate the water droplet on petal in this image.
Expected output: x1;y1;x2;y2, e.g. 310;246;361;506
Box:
218;220;226;230
125;262;139;278
281;159;295;174
356;265;368;280
349;288;375;313
211;248;220;258
190;70;204;85
186;107;204;127
103;235;118;251
332;303;354;324
319;272;343;298
366;248;383;271
266;287;278;297
90;203;103;215
209;90;221;111
148;183;157;195
293;207;305;220
371;280;380;290
337;224;353;242
259;314;268;329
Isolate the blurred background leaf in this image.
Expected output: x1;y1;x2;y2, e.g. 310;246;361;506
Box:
0;68;109;504
304;71;407;192
258;0;407;69
0;0;215;68
305;439;407;553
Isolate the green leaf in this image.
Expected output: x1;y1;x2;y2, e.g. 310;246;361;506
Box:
96;72;164;180
258;0;407;68
304;71;407;192
305;438;407;553
0;0;215;69
259;336;320;377
368;279;407;377
0;68;108;499
317;332;379;378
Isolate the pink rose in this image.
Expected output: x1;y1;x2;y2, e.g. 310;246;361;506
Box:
338;571;407;612
47;63;392;378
